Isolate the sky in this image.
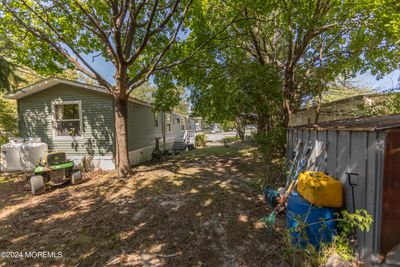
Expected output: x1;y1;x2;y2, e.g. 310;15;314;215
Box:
82;53;115;84
352;70;399;92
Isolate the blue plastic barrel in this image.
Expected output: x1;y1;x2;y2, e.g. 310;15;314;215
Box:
286;192;337;249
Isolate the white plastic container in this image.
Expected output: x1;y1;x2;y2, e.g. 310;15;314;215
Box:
0;138;24;172
21;137;48;172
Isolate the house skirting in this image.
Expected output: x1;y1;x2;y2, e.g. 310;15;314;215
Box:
128;141;174;166
68;140;175;171
69;155;115;171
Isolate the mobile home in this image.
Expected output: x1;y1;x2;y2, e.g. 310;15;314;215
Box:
6;77;193;170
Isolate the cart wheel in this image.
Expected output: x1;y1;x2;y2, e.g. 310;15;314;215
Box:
30;175;45;195
71;171;82;185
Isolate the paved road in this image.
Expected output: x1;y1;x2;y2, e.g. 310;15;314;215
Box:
205;131;237;142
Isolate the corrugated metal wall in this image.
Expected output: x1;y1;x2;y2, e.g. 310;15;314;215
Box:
287;128;386;262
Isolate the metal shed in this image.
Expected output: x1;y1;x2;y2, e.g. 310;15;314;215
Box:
287;114;400;265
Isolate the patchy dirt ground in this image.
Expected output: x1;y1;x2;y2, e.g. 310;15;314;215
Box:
0;143;287;266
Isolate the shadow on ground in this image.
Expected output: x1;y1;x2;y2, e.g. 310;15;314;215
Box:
0;143;287;266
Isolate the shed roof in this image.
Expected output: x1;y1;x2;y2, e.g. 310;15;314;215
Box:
291;113;400;131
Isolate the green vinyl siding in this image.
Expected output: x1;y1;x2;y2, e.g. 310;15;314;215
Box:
127;102;185;151
16;82;187;161
18;84;115;157
127;101;163;150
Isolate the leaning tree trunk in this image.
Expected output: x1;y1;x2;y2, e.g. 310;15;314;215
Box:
282;66;295;129
114;94;131;177
282;98;292;128
234;117;245;142
281;67;295;154
314;92;322;124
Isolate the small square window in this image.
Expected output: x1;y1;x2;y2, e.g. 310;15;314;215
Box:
180;118;185;131
166;113;171;132
53;102;82;137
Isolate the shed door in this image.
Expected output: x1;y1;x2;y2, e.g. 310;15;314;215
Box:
381;129;400;255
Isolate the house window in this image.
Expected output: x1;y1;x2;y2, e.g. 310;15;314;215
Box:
154;112;159;127
180;118;185;131
53;101;82;137
166;113;171;132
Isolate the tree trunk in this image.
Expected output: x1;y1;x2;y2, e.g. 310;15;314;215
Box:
234;117;245;142
281;67;295;153
282;66;294;128
314;92;322;124
282;98;292;127
256;114;267;136
114;95;131;177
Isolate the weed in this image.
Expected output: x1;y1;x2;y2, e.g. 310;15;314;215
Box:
0;177;10;184
195;133;207;147
283;209;373;266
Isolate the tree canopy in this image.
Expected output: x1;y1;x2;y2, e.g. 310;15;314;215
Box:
177;0;400;130
1;0;399;162
130;82;189;115
1;0;197;176
0;37;26;92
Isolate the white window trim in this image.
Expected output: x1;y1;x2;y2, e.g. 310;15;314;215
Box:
51;100;83;141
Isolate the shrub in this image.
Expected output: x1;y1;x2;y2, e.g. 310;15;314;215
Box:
253;126;285;160
195;133;207;147
283;209;373;266
220;120;235;132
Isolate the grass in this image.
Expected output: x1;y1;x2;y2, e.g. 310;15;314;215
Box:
183;141;260;159
183;144;244;158
223;136;240;142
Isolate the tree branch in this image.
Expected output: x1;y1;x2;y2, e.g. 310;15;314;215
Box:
112;0;130;62
123;0;147;59
243;9;266;65
152;11;246;74
128;0;180;65
71;0;119;65
3;0;112;89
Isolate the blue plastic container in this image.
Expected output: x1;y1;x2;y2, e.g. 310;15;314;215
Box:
286;192;337;249
264;186;280;208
